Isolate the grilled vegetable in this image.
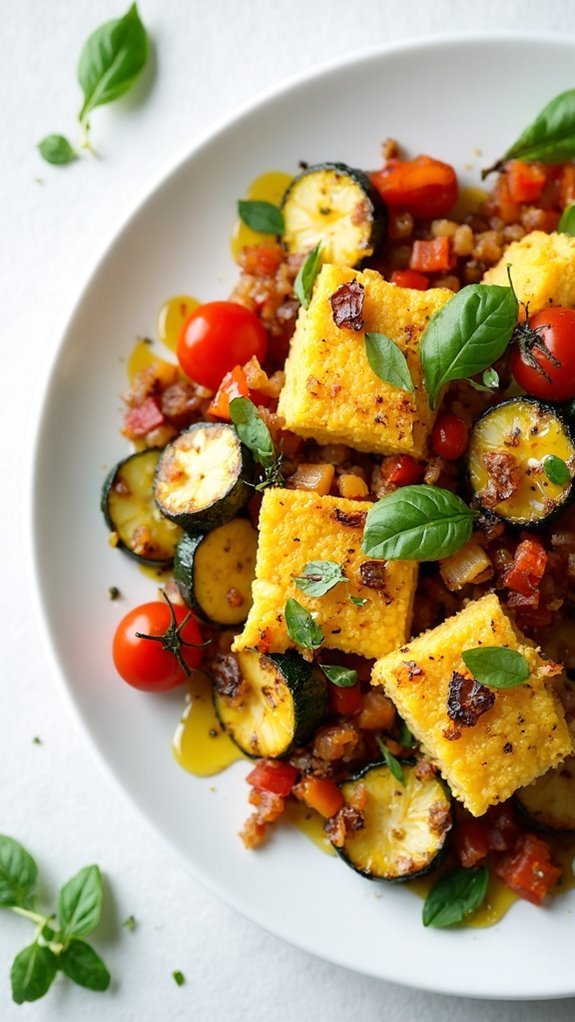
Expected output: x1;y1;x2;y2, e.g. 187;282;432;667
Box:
336;762;452;881
154;422;253;532
468;397;575;527
281;163;385;268
213;649;328;758
515;756;575;833
173;519;257;626
101;449;182;565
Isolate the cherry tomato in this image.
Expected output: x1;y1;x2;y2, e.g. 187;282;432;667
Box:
431;412;469;460
509;307;575;401
177;301;268;391
113;599;204;691
385;454;425;486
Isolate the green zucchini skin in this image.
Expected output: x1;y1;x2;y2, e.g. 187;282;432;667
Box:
153;422;254;533
173;518;257;626
213;649;328;758
335;761;452;882
515;756;575;834
101;448;182;566
281;162;386;268
468;396;575;528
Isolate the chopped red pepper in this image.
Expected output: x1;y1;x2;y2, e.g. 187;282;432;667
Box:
329;682;362;716
453;819;490;868
123;396;165;438
506;161;546;204
371;155;458;219
390;269;429;291
496;833;561;906
410;236;455;274
297;777;345;818
503;538;547;598
385;454;425;487
246;759;298;797
239;243;284;277
208;365;249;420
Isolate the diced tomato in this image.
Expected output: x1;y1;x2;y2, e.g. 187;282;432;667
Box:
409;236;454;274
496;833;562;906
298;777;345;818
503;538;547;597
239;243;284;277
208;365;250;420
246;759;298;797
489;173;522;225
371;156;458;219
453;820;490;868
385;454;425;487
123;396;165;438
485;804;520;853
506;161;546;204
391;269;429;291
329;682;362;716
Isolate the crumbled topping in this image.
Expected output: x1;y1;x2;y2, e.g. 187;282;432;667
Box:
447;670;495;727
329;280;365;331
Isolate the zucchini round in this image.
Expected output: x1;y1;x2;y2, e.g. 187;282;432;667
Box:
101;449;182;565
468;397;575;527
173;519;257;626
154;422;254;532
336;761;452;882
515;756;575;834
213;649;328;758
281;162;385;268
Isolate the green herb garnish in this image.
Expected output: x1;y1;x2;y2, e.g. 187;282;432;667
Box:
483;89;575;177
558;203;575;236
542;454;572;486
461;647;531;689
237;200;284;235
294;243;322;308
37;135;77;166
423;865;489;927
365;332;414;393
172;970;185;986
468;367;500;393
284;598;324;650
375;738;404;784
362;486;476;562
319;664;358;688
122;915;136;931
348;595;368;607
398;719;417;747
108;586;121;600
229;397;284;489
293;560;348;597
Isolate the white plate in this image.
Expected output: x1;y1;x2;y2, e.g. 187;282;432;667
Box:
30;34;575;999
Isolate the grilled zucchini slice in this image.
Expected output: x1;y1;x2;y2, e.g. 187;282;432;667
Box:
101;449;182;565
281;163;385;267
213;649;328;758
154;422;254;532
336;762;452;881
468;397;575;527
515;756;575;833
173;519;257;626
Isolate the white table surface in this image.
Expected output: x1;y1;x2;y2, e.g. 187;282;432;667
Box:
4;0;575;1018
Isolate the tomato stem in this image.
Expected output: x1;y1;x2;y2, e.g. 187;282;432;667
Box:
135;591;210;678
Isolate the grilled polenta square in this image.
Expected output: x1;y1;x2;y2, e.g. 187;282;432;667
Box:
483;230;575;311
233;488;417;660
277;264;452;457
371;593;571;817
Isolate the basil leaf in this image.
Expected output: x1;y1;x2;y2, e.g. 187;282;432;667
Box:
57;865;103;940
558;203;575;235
78;3;148;126
365;332;414;393
59;940;111;992
362;486;475;562
468;367;500;393
10;943;58;1004
423;866;489;927
421;284;517;409
284;598;324;649
319;664;358;688
294;243;322;309
173;969;185;986
237;200;284;235
349;595;368;606
483;89;575;176
0;835;38;908
293;560;348;597
122;914;136;930
543;454;572;486
461;647;530;689
376;738;404;784
229;397;274;469
37;134;77;166
399;718;417;747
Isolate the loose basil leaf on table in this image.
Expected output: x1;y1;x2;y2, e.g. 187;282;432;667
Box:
421;284;517;409
294;242;323;308
423;865;489;927
365;332;415;393
376;737;404;785
11;943;59;1005
362;486;476;562
37;134;77;166
0;835;38;908
78;4;149;132
319;664;358;688
558;203;575;235
293;560;348;597
461;647;530;689
284;597;324;649
543;454;572;486
482;88;575;177
237;200;285;235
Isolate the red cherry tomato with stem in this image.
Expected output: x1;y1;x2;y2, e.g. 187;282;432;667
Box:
509;307;575;401
431;412;469;460
177;301;268;391
113;593;206;691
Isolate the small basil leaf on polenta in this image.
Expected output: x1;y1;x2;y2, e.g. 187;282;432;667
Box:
284;598;324;649
293;560;348;597
362;486;476;562
319;664;358;688
423;865;489;927
461;647;530;689
294;242;322;309
365;332;414;393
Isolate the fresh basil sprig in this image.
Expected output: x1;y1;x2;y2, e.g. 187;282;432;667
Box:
365;332;414;394
37;134;78;166
421;284;517;409
284;598;324;649
423;865;489;927
543;454;571;486
319;664;358;688
294;243;322;308
229;397;284;489
482;89;575;177
293;560;348;597
237;200;284;235
362;486;476;562
376;737;404;784
0;835;110;1004
558;204;575;236
461;647;530;689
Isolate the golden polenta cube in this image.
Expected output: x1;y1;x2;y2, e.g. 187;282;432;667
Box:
277;264;452;457
371;593;571;816
233;488;417;660
483;230;575;311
